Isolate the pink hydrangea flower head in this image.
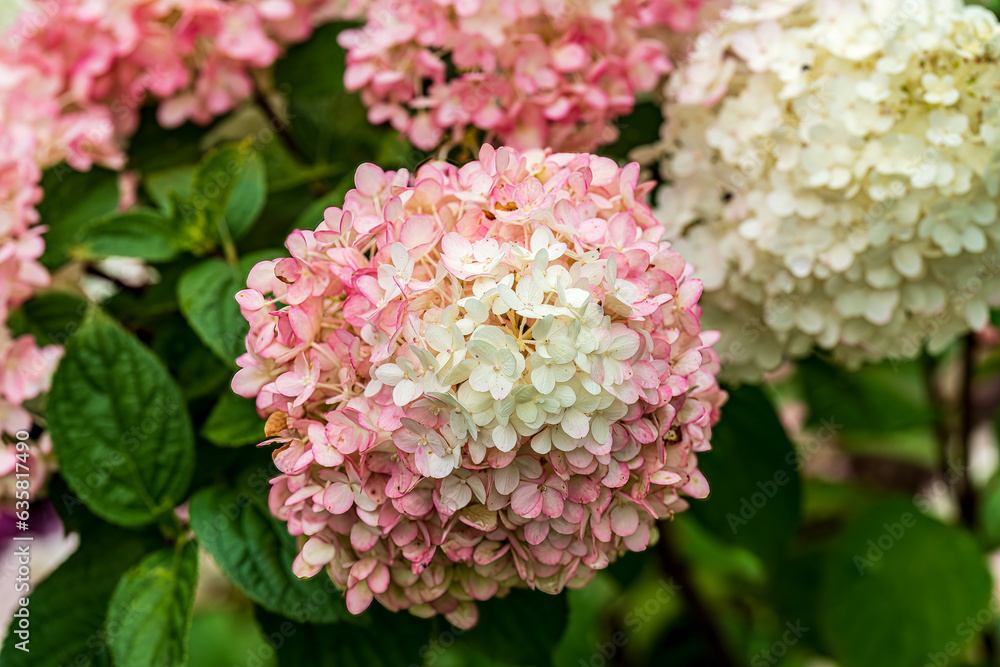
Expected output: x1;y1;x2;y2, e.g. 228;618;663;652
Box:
0;0;352;496
234;145;726;627
338;0;723;151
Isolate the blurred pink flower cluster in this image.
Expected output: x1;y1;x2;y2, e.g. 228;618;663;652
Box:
233;145;725;627
0;0;343;496
0;134;62;446
338;0;717;151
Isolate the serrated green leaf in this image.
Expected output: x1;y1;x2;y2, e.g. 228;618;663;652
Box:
48;308;195;526
819;499;991;667
224;149;267;238
108;541;199;667
189;484;349;624
201;392;265;447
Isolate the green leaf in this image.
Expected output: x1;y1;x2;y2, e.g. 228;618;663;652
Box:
7;291;89;346
457;589;570;665
980;474;1000;548
201;392;265;447
37;166;121;269
224;148;267;238
48;308;195;526
73;209;181;262
191;142;267;240
798;355;932;432
108;541;200;667
145;165;197;215
177;251;273;366
177;259;245;366
255;608;430;667
688;385;802;566
819;499;991;667
0;521;160;667
189;484;348;623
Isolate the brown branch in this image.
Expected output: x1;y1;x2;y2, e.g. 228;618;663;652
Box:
921;352;952;480
958;333;977;528
252;86;311;166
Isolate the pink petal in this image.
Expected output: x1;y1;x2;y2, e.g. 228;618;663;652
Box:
354;163;385;197
346;581;374;615
322;482;355;514
368;562;391;594
610;504;639;537
524;521;550;545
511;483;543;518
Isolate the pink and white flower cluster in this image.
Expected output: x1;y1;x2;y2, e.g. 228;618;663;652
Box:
3;0;348;136
338;0;720;152
233;145;725;627
0;0;343;499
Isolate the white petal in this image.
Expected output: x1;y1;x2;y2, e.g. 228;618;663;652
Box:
561;407;590;439
497;348;518;377
374;363;405;386
425;325;452;352
590;414;611;445
608;333;640;361
531;365;556;395
393;379;419;406
492;423;517;452
497;283;523;311
530;429;552;454
516;401;539;424
487;373;513;400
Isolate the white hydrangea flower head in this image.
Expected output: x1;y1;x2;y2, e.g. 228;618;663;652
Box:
646;0;1000;379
